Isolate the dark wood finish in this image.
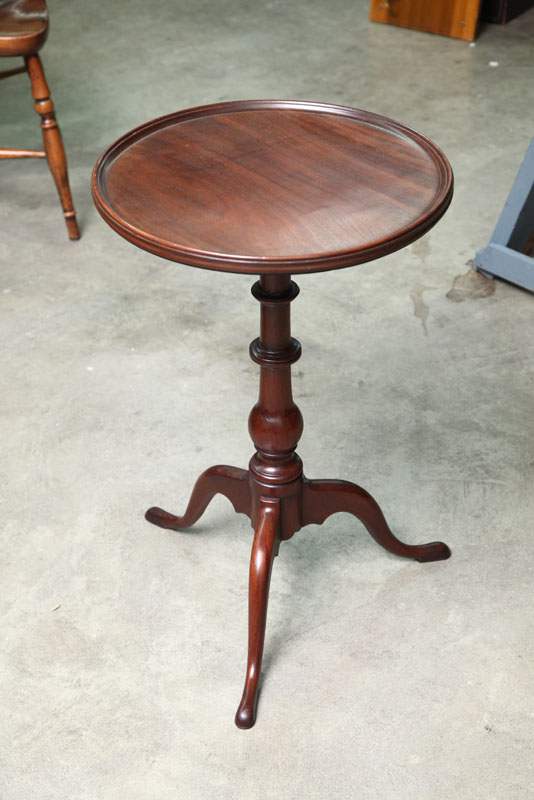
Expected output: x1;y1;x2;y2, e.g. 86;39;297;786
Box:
140;276;451;727
92;100;452;274
369;0;482;41
145;465;251;529
235;497;280;729
302;480;450;562
92;102;453;728
0;1;79;239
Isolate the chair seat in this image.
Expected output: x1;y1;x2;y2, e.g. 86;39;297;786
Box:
0;0;48;57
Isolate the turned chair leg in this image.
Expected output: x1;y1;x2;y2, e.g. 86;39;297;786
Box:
25;53;79;240
235;497;280;729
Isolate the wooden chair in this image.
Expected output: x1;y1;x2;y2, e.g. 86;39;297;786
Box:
0;0;79;239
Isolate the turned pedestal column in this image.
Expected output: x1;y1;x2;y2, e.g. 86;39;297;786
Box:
144;272;450;727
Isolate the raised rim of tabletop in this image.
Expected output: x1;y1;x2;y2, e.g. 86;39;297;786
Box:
91;99;454;275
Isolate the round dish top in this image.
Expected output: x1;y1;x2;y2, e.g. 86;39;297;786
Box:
92;100;453;274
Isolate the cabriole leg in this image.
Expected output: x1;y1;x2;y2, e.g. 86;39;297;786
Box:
235;497;280;729
146;465;251;530
302;479;450;562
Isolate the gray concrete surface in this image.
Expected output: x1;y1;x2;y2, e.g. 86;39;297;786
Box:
2;1;534;797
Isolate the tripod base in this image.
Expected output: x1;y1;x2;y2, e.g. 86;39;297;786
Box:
146;464;450;728
146;273;450;729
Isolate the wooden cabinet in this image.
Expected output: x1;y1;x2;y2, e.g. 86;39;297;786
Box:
369;0;483;41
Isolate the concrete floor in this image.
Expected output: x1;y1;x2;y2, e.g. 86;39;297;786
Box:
1;1;534;797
